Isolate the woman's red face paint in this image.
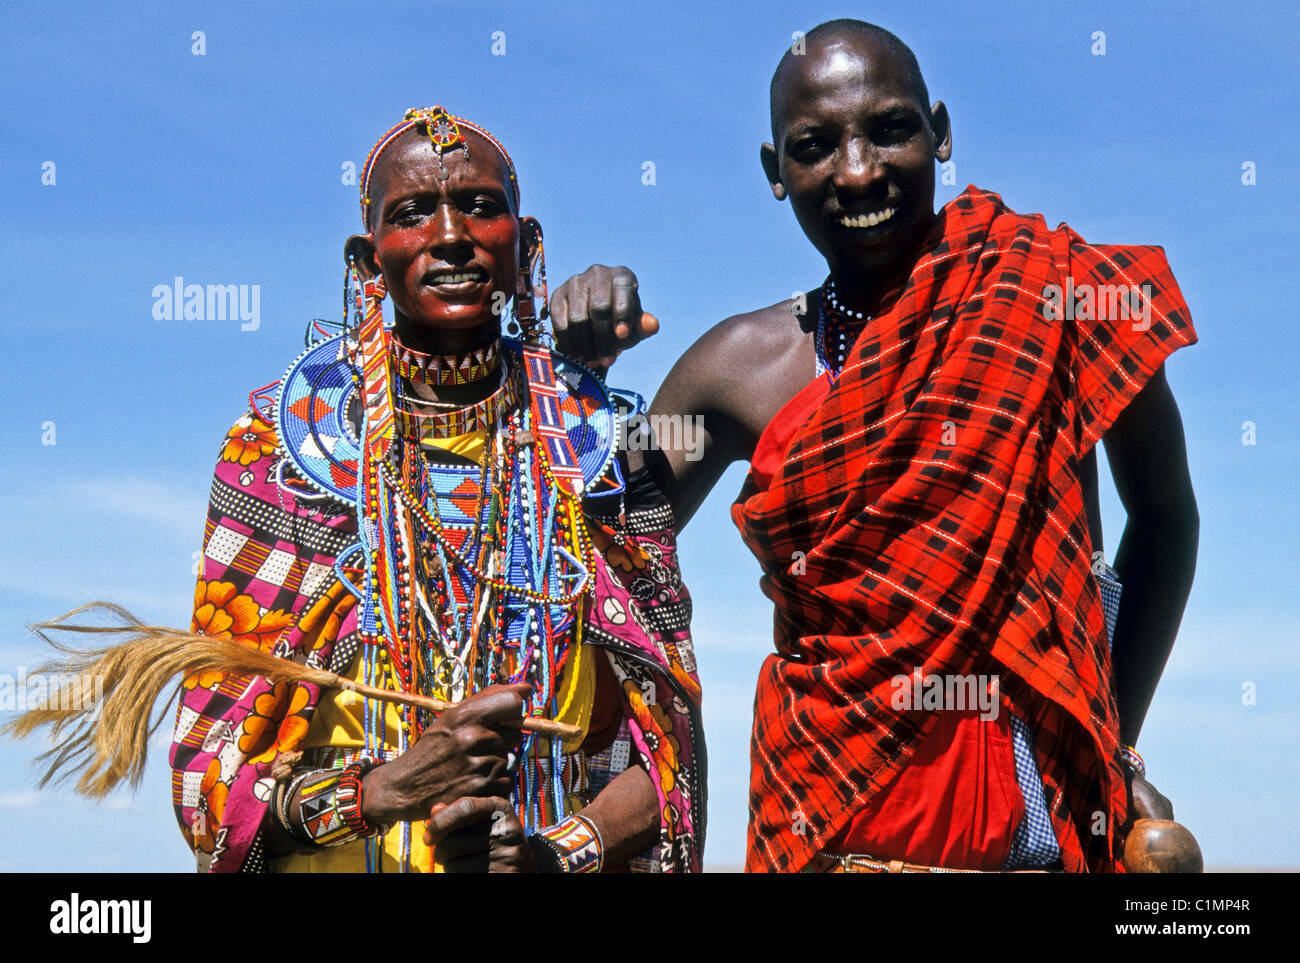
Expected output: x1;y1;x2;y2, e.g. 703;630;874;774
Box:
368;129;520;338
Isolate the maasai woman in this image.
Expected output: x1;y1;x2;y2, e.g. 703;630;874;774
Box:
169;107;703;873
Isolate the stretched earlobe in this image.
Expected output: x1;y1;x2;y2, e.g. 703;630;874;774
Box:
517;217;540;262
930;101;952;164
760;142;786;202
515;216;547;341
344;233;379;281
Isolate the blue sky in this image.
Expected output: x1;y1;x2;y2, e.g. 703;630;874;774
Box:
1;0;1295;871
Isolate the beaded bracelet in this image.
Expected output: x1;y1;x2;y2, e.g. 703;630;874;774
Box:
291;768;358;848
529;813;604;873
336;758;388;838
272;770;312;838
1120;744;1146;778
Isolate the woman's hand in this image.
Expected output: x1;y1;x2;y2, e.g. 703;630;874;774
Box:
360;683;529;826
423;796;536;872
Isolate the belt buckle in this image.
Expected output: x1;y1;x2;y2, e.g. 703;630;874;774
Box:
840;854;899;873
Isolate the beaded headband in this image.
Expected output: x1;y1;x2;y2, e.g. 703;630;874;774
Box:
359;105;521;227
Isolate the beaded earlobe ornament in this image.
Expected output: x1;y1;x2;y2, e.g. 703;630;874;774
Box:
513;216;548;344
356;274;396;462
343;256;362;334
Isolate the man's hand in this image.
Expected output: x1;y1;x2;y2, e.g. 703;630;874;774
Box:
360;684;529;826
1129;770;1175;822
550;265;659;369
423;796;535;873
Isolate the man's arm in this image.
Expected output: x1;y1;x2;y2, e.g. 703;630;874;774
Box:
553;267;819;530
551;265;749;530
641;320;754;530
1100;364;1199;747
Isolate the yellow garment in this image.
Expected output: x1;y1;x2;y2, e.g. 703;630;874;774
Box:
271;647;433;873
272;425;596;872
433;426;486;463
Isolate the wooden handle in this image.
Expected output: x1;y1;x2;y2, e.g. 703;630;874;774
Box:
1123;818;1204;873
333;677;582;741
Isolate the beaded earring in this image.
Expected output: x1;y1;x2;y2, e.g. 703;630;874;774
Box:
354;271;396;463
513;217;548;344
344;256;362;334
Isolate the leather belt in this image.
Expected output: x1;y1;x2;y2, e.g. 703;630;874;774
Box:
806;852;1054;874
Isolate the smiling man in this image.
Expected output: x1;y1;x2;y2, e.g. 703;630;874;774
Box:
555;19;1199;873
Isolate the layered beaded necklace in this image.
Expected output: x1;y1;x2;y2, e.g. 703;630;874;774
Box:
356;334;596;869
392;363;523;441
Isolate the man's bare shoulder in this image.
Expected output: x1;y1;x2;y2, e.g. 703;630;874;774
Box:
680;298;812;381
655;296;815;455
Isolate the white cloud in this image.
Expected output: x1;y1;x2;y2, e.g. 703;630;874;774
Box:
0;790;47;809
0;476;205;539
64;477;207;536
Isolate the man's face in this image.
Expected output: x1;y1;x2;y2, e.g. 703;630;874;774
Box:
367;129;519;332
768;38;945;284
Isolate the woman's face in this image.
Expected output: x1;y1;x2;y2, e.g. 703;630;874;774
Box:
366;128;520;335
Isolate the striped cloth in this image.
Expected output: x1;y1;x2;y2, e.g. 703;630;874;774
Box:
732;187;1196;873
1006;560;1122;868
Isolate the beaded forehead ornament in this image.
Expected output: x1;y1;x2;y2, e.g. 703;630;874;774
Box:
359;105;521;226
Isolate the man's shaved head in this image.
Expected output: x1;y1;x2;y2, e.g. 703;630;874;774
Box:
759;17;951;291
770;19;930;144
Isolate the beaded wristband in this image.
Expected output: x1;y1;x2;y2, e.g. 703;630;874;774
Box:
530;813;604;874
291;768;358;848
1120;744;1146;777
336;758;388;838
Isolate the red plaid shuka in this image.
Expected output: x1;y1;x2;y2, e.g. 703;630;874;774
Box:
732;186;1196;872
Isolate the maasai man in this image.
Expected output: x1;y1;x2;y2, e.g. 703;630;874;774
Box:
170;107;703;873
554;20;1198;872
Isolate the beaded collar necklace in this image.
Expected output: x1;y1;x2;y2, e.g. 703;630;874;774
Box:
389;336;502;386
393;362;522;441
815;277;872;377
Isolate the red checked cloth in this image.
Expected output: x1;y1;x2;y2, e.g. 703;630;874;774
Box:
732;187;1196;872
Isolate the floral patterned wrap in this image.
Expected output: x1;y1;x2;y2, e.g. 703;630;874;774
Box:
169;363;704;872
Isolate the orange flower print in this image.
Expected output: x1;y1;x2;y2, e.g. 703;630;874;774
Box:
185;580;262;690
185;580;294;690
240;607;293;651
192;757;229;855
622;680;680;794
591;524;648;575
221;414;278;467
238;683;312;765
192;579;261;638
